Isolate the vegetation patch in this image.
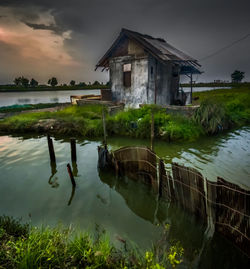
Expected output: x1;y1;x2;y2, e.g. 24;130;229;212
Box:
0;86;249;141
106;105;203;141
193;86;250;134
0;216;183;269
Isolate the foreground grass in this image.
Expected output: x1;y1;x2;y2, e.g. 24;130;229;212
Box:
0;216;183;269
0;86;249;141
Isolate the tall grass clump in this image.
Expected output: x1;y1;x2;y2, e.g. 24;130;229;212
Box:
193;99;230;134
193;86;250;129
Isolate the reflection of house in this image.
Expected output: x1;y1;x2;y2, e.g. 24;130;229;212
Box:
96;28;201;107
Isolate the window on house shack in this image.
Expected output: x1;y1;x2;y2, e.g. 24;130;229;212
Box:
123;63;131;87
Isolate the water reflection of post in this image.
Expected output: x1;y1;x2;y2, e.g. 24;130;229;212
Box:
48;161;58;186
70;138;78;176
47;134;58;187
67;163;76;206
67;185;76;206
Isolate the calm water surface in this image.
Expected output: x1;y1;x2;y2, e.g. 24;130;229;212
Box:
0;89;100;107
182;86;231;93
0;128;249;267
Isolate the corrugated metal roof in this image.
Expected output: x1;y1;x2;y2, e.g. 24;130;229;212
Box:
143;37;194;61
96;28;201;74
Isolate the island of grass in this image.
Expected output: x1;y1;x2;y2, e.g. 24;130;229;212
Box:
0;86;249;142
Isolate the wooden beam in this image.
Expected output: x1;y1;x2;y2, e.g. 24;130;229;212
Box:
190;73;193;104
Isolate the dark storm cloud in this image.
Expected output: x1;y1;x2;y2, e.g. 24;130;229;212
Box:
0;0;250;83
24;22;64;35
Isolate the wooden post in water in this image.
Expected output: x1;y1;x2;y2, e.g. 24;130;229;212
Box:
47;134;56;163
102;106;107;146
70;138;77;163
67;163;76;187
159;159;164;198
151;111;154;151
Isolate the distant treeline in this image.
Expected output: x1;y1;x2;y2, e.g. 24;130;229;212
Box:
0;76;110;92
0;84;110;92
181;82;250;87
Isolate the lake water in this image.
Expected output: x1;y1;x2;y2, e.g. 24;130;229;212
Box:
0;87;231;107
182;86;231;93
0;127;249;267
0;89;100;107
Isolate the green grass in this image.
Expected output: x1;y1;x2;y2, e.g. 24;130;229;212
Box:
0;216;183;269
0;103;62;113
0;86;249;140
106;105;203;141
193;86;250;133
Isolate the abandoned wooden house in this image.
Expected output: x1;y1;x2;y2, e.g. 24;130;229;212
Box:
95;28;201;107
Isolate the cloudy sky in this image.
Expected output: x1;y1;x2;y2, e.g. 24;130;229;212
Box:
0;0;250;84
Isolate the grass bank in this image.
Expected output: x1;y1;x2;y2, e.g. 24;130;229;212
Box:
0;216;183;269
0;105;203;141
0;87;249;141
181;82;250;88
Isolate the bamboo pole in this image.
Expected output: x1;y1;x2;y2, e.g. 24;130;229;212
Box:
102;106;107;145
67;163;76;187
151;111;154;151
159;159;164;198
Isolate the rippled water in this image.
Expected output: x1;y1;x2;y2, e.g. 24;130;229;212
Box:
0;128;249;267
